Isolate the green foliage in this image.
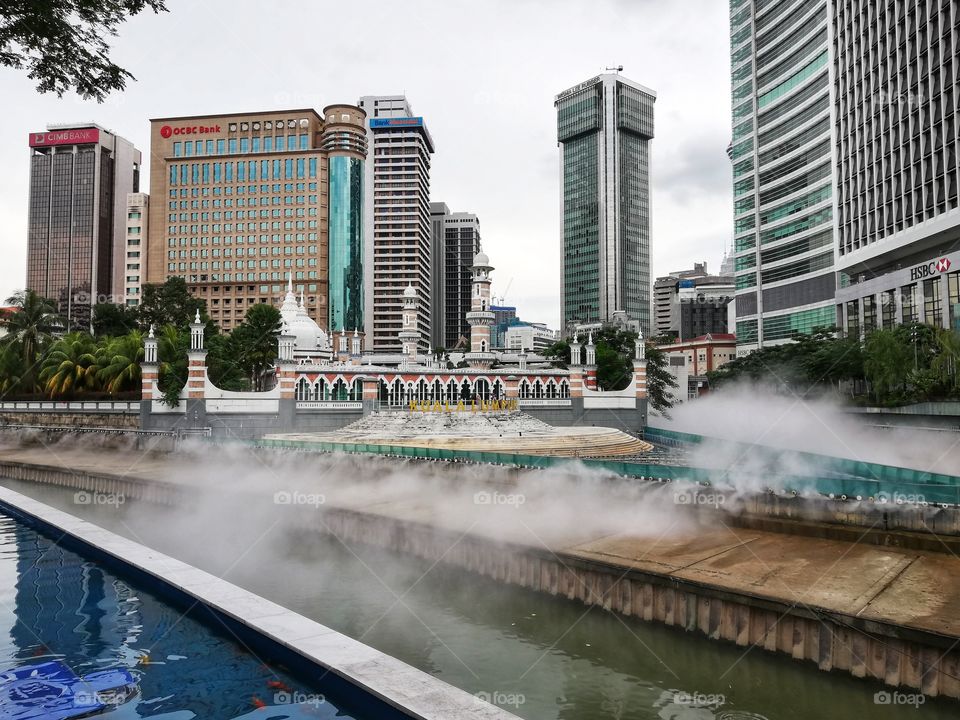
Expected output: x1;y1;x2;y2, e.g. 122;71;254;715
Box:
94;331;144;394
709;323;960;406
156;324;188;408
138;277;208;333
38;332;97;397
92;302;139;337
0;290;63;394
229;303;281;391
644;343;679;418
0;0;167;101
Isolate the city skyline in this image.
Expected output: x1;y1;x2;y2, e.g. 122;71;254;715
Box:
0;0;732;332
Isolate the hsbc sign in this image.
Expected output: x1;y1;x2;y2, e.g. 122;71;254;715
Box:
159;124;222;139
910;257;952;281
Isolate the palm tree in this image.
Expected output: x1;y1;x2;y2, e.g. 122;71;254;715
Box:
1;290;63;391
933;328;960;393
0;344;26;395
95;331;144;395
38;332;98;398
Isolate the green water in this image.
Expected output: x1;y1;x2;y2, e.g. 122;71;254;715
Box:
1;476;954;720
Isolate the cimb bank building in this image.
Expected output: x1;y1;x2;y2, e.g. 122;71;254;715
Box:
145;107;367;336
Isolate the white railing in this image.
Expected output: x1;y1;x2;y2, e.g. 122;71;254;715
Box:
518;398;572;407
0;401;140;413
296;401;363;410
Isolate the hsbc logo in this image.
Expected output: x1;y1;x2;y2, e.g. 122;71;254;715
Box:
910;257;952;281
159;124;221;139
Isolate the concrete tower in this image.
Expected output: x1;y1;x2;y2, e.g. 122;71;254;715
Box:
399;283;419;367
465;251;495;369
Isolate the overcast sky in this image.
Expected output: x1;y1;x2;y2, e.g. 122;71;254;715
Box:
0;0;732;329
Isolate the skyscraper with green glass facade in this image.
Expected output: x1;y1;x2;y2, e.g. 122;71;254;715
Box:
729;0;837;353
555;73;656;335
321;105;368;333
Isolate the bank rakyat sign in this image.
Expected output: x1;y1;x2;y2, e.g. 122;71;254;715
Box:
29;128;100;147
159;124;222;139
910;256;953;281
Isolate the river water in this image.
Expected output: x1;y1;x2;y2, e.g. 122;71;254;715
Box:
1;473;954;720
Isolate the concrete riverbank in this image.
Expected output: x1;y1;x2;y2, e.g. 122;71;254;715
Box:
1;445;959;700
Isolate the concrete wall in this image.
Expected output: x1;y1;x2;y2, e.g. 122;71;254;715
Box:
140;399;362;439
525;398;647;433
0;411;139;429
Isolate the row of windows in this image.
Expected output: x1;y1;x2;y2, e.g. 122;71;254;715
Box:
172;135;309;157
169;269;319;281
168;245;316;257
760;250;833;284
168;157;318;185
759;52;828;108
762;305;835;342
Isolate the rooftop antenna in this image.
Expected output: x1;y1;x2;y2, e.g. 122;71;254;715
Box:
606;65;624;74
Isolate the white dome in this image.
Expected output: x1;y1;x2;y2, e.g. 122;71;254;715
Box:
403;283;417;298
279;280;328;351
473;251;490;267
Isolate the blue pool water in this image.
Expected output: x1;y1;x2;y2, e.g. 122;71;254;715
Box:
0;510;358;720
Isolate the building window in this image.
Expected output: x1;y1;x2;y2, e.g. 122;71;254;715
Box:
924;277;943;327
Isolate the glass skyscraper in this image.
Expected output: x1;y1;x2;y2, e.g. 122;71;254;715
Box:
322;105;368;333
730;0;838;352
555;73;656;335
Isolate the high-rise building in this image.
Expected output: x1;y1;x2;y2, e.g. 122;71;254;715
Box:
653;263;733;340
428;201;449;350
729;0;837;353
358;95;435;352
432;205;481;350
555;72;656;335
731;1;960;348
831;2;960;335
145;107;366;332
124;193;148;306
323;105;368;333
26;124;141;330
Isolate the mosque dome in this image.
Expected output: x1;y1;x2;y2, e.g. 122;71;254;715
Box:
473;251;490;267
279;277;329;351
403;283;417;298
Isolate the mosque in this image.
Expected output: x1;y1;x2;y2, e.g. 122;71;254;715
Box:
140;250;649;435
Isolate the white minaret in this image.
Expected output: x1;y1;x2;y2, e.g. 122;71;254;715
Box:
465;250;495;369
399;283;419;367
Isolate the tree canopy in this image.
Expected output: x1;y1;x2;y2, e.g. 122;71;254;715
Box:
0;0;167;101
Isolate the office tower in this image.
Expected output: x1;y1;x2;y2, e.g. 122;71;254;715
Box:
430;205;482;349
146;107;366;332
26;124;141;330
729;0;838;352
654;263;734;340
429;201;449;349
358;95;435;351
555;72;656;335
832;2;960;334
124;193;148;306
